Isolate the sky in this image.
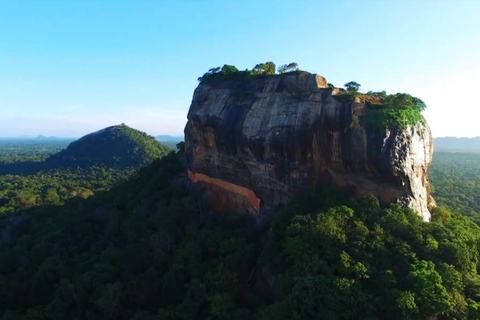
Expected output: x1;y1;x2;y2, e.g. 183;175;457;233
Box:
0;1;479;138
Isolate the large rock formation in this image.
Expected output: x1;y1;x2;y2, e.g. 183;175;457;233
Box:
184;72;434;221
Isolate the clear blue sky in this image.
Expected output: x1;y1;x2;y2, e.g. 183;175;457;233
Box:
0;0;479;137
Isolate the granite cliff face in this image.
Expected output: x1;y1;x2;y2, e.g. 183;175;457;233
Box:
184;72;434;221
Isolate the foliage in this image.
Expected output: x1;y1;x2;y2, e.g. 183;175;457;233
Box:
197;64;253;83
387;93;426;112
334;91;357;103
0;139;72;163
218;64;239;74
252;61;276;75
0;166;133;214
1;148;480;319
429;151;480;225
198;61;300;83
365;93;426;129
366;90;387;98
344;81;361;92
277;62;299;74
333;85;426;129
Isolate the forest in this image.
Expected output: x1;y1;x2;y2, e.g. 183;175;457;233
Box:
0;139;72;163
0;142;480;319
429;151;480;225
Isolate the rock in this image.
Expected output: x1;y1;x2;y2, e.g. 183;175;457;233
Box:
184;72;434;221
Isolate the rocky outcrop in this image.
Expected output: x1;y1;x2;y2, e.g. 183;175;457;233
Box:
184;72;434;221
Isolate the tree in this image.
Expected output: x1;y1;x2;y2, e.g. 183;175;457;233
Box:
198;66;221;82
44;188;60;204
408;260;452;317
344;81;361;92
209;67;221;74
385;93;426;112
366;90;387;98
220;64;239;75
277;62;299;74
252;62;276;75
198;65;240;82
286;62;298;71
277;65;288;74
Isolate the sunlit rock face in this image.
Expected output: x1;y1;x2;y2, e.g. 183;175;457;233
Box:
184;72;434;221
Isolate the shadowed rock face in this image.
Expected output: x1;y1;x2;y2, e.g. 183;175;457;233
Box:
184;72;434;221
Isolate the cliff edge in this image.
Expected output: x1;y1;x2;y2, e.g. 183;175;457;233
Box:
184;72;434;221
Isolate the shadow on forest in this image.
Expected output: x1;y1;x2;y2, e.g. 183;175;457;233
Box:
0;161;47;175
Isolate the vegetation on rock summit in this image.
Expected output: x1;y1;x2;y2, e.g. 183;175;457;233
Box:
198;62;427;129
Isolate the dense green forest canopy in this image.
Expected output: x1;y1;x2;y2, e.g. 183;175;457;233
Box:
429;152;480;225
1;147;480;319
0;139;73;164
0;166;134;214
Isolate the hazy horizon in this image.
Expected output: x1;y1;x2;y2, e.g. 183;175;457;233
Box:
0;130;185;140
1;1;479;138
2;129;480;140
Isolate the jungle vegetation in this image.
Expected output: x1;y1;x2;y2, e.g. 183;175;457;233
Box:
1;146;480;319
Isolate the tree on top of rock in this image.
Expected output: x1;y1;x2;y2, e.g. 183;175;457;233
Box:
252;62;276;75
367;90;387;98
278;62;299;74
198;65;239;82
220;64;239;74
386;93;426;112
344;81;361;92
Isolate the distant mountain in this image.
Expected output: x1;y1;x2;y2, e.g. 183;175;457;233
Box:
156;135;183;142
46;124;172;168
36;135;58;140
155;135;184;148
434;137;480;151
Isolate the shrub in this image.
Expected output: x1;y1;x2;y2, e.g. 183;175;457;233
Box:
365;93;426;129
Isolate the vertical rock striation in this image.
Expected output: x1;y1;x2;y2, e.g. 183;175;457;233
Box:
184;72;434;221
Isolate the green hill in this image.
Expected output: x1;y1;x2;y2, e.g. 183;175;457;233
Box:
46;124;171;168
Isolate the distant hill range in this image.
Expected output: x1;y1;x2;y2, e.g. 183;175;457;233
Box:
155;135;184;148
47;124;172;168
434;137;480;151
36;135;59;140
